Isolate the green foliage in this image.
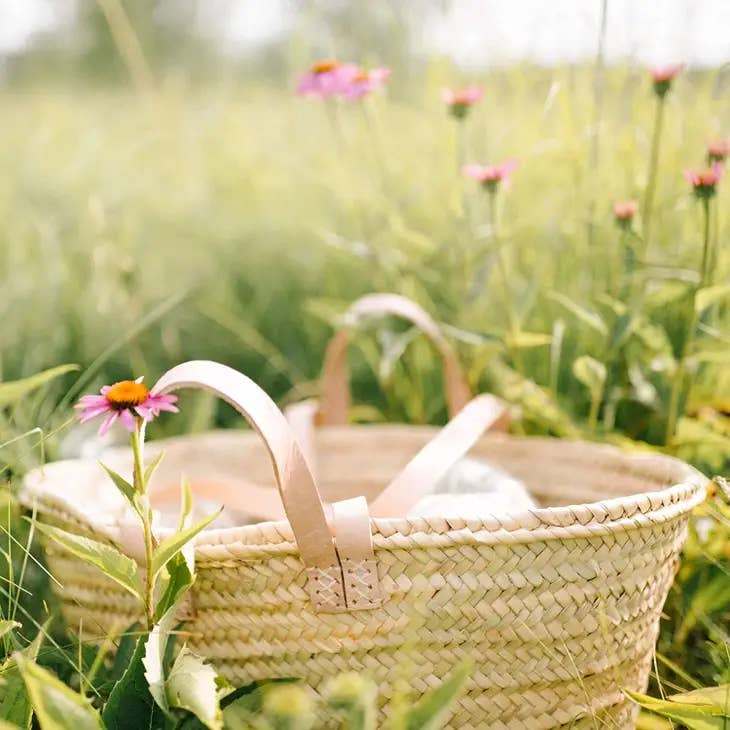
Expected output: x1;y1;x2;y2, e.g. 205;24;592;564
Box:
14;654;104;730
626;685;730;729
102;633;167;730
150;509;222;579
30;522;143;602
165;649;223;730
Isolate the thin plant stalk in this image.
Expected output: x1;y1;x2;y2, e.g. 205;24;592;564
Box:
131;423;155;630
641;95;666;257
665;197;712;444
488;190;523;372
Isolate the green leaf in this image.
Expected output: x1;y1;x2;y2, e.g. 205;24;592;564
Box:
572;356;607;399
0;621;21;640
153;552;194;623
142;605;177;716
0;629;44;729
99;464;136;511
625;689;729;730
150;509;221;579
32;522;143;601
399;661;472;730
109;626;141;682
102;634;167;730
670;685;730;709
506;331;552;349
166;648;222;730
0;365;79;409
14;655;104;730
696;284;730;314
549;292;607;336
177;479;193;535
144;452;165;489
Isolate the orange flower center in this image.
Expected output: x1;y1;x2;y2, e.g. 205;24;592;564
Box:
105;380;149;410
312;60;339;74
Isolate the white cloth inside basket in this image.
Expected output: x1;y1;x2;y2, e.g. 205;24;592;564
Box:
407;457;536;518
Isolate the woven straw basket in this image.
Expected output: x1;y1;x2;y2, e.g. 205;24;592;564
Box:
20;295;707;730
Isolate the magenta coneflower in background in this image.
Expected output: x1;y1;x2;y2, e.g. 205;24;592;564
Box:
442;86;483;119
76;380;179;435
463;160;518;191
707;139;730;165
342;67;390;100
613;200;638;229
297;60;356;98
684;164;723;199
650;64;683;97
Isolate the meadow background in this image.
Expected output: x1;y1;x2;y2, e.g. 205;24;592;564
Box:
1;0;730;724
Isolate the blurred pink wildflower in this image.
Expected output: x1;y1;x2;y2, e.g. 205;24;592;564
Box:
684;164;723;199
297;60;356;98
613;200;638;229
650;64;683;97
442;86;483;119
75;380;179;435
462;160;518;191
342;67;390;100
707;139;730;165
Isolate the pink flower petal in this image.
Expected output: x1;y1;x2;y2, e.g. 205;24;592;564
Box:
77;405;112;423
118;409;137;431
98;411;118;436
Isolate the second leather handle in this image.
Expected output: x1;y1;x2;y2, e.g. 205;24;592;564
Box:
319;293;471;425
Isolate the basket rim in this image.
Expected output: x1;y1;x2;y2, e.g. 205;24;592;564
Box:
20;428;708;551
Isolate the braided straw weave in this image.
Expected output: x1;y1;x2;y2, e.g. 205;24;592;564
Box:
21;419;706;729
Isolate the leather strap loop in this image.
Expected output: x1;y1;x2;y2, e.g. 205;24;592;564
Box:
370;395;509;518
319;293;471;424
151;361;339;573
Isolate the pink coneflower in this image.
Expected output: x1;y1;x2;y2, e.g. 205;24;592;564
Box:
462;160;518;191
297;60;356;98
75;379;179;435
342;66;390;100
442;86;483;119
650;64;683;97
707;139;730;165
684;164;723;199
613;200;638;222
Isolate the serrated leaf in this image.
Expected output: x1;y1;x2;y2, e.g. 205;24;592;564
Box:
696;284;730;314
143;602;177;717
99;464;136;511
102;634;167;730
625;689;729;729
506;331;552;349
150;509;221;579
109;625;141;682
0;621;20;640
32;522;143;601
15;654;104;730
549;292;607;336
400;660;471;730
0;365;79;409
572;356;607;399
166;648;222;730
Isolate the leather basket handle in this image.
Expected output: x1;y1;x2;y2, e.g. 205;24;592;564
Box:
319;293;472;425
151;360;351;612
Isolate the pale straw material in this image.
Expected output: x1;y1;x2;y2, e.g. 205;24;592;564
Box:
21;423;707;729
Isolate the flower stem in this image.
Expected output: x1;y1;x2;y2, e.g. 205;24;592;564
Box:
489;190;523;373
641;95;665;257
665;197;712;445
131;424;155;630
